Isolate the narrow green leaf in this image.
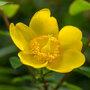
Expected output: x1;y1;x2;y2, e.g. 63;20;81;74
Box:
0;85;36;90
0;1;8;6
0;30;9;36
0;67;12;75
9;56;23;69
0;45;18;58
63;82;82;90
12;75;32;83
74;66;90;78
0;75;12;83
69;0;90;15
1;4;20;18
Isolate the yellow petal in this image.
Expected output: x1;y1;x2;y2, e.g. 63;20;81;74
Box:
58;26;82;51
47;49;85;73
9;23;36;53
29;8;59;37
18;52;48;68
70;41;83;51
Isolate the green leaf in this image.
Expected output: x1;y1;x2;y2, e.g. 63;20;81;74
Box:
1;4;20;18
0;85;36;90
63;82;82;90
9;56;23;69
0;68;13;84
74;66;90;78
0;75;12;84
0;1;8;6
12;75;32;83
0;67;12;75
0;45;18;58
69;0;90;15
0;30;9;36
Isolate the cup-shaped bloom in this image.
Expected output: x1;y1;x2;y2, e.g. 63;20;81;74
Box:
9;9;85;73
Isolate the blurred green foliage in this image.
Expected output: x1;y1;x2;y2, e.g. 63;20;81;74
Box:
0;1;8;6
1;4;19;18
74;66;90;78
9;56;22;69
69;0;90;15
0;0;90;90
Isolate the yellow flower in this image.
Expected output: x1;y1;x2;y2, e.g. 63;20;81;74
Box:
9;9;85;73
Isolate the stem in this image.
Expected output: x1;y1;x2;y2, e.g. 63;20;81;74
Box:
28;67;36;80
0;8;10;29
41;69;49;90
82;37;90;53
28;67;43;90
54;73;69;90
37;86;43;90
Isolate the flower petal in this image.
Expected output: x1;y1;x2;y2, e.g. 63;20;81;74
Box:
47;49;85;73
29;8;59;37
58;26;82;51
18;52;48;68
9;23;36;53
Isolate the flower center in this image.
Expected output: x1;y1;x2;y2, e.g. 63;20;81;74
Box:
30;35;61;62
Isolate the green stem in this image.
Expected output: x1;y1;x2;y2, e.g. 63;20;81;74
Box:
54;73;69;90
28;67;36;80
37;86;43;90
0;8;10;29
28;67;43;90
41;69;49;90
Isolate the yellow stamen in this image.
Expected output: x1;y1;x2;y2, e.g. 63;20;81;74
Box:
30;35;61;62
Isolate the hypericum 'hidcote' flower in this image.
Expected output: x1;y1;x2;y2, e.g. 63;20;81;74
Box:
9;9;85;73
